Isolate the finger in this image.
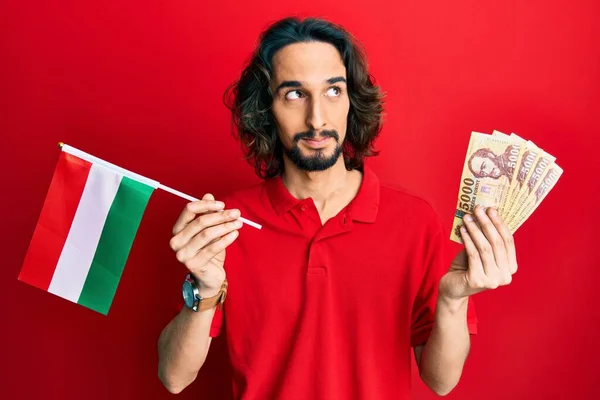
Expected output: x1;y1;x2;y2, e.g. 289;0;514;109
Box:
460;226;488;292
487;207;518;277
171;208;241;252
172;194;225;235
186;230;240;274
463;210;500;284
176;218;243;263
459;225;486;289
172;193;225;235
474;205;509;268
475;206;510;286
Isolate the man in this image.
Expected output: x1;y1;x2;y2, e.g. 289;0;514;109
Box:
468;146;517;181
158;17;518;399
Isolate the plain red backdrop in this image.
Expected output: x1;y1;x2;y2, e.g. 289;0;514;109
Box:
2;1;599;399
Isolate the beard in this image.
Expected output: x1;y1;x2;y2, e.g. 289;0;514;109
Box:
282;129;343;172
488;155;506;178
489;165;502;179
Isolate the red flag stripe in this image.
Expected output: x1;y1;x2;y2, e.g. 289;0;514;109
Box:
18;152;92;291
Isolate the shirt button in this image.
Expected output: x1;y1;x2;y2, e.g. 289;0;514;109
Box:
301;205;307;212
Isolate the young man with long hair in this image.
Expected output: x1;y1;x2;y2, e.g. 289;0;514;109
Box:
158;17;517;399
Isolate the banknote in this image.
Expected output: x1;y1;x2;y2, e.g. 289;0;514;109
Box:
509;164;563;232
492;130;527;220
450;131;520;243
501;138;543;221
451;130;562;243
505;147;556;227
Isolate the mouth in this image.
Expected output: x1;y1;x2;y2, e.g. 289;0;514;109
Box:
301;136;332;149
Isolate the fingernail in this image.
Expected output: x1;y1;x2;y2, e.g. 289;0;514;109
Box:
230;209;241;218
464;214;473;222
234;220;243;228
489;208;497;217
216;201;225;209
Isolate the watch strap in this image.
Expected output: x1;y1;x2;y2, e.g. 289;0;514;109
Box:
197;280;228;312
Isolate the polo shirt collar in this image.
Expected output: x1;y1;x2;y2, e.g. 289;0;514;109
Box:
265;164;380;223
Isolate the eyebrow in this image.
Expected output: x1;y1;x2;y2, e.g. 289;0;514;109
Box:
275;76;347;93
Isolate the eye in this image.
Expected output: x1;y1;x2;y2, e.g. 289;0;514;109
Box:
326;86;342;97
285;90;302;100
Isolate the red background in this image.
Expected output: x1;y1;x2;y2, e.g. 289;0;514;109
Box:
2;1;599;399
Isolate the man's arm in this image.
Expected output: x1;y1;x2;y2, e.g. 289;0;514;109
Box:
159;195;240;394
157;307;217;394
413;296;470;396
414;205;518;396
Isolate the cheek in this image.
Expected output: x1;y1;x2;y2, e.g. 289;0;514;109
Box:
272;102;305;142
330;99;350;129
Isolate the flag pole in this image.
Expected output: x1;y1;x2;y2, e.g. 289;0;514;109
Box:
57;142;262;230
157;183;262;230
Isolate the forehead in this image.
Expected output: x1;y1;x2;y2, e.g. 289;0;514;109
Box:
471;156;485;167
271;41;346;84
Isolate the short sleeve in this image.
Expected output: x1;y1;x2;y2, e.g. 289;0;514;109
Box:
410;211;478;347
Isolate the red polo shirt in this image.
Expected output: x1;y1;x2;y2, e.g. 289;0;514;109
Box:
209;165;477;399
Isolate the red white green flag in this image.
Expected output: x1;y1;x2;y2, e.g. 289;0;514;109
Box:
18;144;158;315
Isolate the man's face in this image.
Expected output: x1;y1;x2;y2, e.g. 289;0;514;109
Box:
470;154;501;178
270;41;350;172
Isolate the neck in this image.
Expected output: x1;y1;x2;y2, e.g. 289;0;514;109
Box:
281;156;350;200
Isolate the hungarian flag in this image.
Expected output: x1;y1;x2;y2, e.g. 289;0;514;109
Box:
18;144;158;315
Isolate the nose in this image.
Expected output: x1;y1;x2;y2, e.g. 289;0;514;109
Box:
306;97;326;131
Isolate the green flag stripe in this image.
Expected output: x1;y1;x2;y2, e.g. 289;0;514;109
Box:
77;176;154;315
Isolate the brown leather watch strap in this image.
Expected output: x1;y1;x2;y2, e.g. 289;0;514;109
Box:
197;280;228;312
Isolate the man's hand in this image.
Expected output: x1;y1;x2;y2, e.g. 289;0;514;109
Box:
169;193;242;297
440;204;518;300
159;193;241;394
415;204;515;395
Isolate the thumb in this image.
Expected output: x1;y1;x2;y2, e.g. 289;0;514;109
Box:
451;249;469;271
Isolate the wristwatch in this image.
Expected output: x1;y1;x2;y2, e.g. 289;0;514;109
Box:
182;273;228;312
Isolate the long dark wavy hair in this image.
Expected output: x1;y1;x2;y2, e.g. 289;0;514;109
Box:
223;17;385;179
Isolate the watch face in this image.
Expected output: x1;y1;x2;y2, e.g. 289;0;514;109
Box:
182;281;195;308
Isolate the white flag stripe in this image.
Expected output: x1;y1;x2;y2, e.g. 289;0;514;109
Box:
48;164;122;302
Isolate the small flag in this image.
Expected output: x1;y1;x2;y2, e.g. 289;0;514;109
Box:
18;144;158;315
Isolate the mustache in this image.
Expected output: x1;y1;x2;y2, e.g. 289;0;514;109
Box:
293;129;339;143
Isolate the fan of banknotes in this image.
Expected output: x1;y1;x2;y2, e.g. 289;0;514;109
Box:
450;130;563;243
